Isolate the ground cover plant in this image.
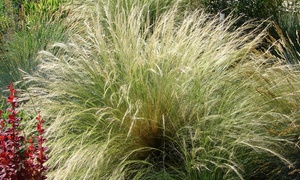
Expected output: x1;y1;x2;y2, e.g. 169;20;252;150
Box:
21;0;300;179
0;83;48;179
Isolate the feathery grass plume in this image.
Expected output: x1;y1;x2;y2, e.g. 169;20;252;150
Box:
24;0;300;179
267;23;300;64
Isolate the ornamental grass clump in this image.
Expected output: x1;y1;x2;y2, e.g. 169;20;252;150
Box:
24;1;300;179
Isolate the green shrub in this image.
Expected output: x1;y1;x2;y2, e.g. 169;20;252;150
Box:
193;0;284;20
195;0;300;65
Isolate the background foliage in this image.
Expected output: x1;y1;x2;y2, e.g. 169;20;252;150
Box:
0;0;69;89
192;0;300;57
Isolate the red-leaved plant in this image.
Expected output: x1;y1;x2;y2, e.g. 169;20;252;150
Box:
0;83;48;179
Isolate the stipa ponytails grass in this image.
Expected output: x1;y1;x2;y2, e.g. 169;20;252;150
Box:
24;0;300;179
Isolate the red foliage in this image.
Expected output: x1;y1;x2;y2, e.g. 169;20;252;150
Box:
0;83;48;179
